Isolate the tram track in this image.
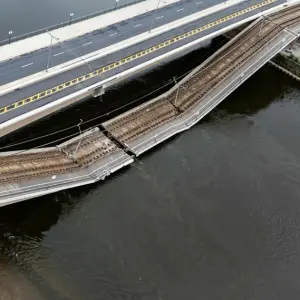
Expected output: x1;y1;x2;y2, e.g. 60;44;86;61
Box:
0;130;118;183
1;4;300;186
103;3;300;145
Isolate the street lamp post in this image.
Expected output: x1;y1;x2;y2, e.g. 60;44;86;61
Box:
72;119;83;159
8;30;13;44
114;0;119;10
46;33;53;72
69;13;74;25
149;0;162;33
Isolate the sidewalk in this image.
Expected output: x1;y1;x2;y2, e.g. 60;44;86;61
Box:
283;38;300;57
0;0;179;63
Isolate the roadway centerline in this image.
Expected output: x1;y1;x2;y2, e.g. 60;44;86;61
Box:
196;1;202;4
134;24;143;28
156;16;164;19
109;32;118;37
21;63;34;68
177;8;184;12
0;0;277;116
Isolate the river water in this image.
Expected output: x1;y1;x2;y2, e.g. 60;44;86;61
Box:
2;1;300;300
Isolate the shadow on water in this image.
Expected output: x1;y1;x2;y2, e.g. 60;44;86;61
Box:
0;165;130;241
212;64;300;115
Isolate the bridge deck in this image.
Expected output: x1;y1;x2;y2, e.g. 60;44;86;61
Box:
0;0;287;137
0;128;133;206
0;0;228;90
103;4;300;156
1;3;299;206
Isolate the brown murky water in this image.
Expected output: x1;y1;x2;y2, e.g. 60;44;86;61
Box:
0;258;45;300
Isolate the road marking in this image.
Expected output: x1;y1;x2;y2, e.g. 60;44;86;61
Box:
177;8;184;12
82;42;92;47
156;16;164;19
53;52;64;57
21;63;33;68
196;1;202;4
0;0;277;116
134;24;142;28
109;32;118;36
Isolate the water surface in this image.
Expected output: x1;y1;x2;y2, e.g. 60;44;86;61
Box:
1;1;300;299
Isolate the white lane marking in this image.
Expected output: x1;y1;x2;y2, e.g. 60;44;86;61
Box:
196;1;202;4
21;63;33;68
82;42;92;47
53;52;64;57
156;16;164;19
134;24;142;28
109;32;118;36
177;8;184;12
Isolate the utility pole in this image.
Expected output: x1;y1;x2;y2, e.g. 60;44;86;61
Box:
149;0;162;33
45;30;95;72
72;119;83;160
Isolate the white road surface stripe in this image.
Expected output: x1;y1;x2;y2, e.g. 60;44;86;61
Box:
196;1;202;4
156;16;164;19
134;24;142;27
82;42;92;47
177;8;184;12
21;63;33;68
53;52;64;57
109;32;118;36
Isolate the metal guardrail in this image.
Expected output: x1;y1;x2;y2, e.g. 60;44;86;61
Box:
0;0;146;46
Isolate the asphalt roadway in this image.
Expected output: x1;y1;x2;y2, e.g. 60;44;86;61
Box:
0;0;223;86
0;0;286;125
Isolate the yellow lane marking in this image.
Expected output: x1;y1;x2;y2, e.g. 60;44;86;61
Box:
1;0;277;116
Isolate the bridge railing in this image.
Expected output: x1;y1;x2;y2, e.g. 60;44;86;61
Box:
0;0;146;46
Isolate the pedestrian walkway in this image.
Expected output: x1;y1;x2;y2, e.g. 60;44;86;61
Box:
0;0;251;64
